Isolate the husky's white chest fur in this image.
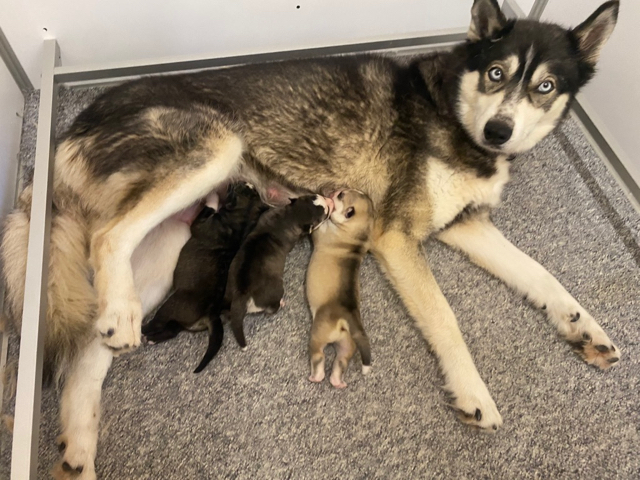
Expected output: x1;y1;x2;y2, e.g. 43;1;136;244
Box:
427;156;511;231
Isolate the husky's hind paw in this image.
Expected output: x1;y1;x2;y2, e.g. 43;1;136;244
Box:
95;296;142;353
52;437;96;480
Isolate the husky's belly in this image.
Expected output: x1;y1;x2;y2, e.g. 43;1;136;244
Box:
426;156;511;232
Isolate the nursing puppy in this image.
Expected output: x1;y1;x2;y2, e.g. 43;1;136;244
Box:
142;183;267;372
226;195;332;349
307;190;374;388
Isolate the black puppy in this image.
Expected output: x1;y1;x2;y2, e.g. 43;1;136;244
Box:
226;194;332;349
142;182;267;372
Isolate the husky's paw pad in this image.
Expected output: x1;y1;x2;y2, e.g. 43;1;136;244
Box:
52;438;96;480
449;385;503;432
95;298;142;352
567;330;620;369
558;310;621;370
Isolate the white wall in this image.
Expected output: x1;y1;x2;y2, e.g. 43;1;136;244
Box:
0;63;24;219
542;0;640;187
2;0;475;89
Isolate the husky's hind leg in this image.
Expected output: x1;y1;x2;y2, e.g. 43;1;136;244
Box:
52;337;112;480
90;119;243;353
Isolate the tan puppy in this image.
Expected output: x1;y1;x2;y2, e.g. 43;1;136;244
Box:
306;189;374;388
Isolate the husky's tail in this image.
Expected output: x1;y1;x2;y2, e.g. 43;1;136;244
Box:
194;314;224;373
0;185;96;384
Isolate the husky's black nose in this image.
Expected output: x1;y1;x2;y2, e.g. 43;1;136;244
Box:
484;120;513;146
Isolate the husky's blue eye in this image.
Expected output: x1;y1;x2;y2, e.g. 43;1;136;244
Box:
538;81;555;94
488;67;503;82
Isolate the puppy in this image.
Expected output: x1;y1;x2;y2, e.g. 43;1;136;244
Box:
142;183;267;372
306;189;374;388
226;195;332;349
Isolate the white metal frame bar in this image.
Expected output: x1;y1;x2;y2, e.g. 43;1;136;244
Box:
0;19;29;417
10;39;59;480
0;26;34;92
529;0;550;20
55;28;467;84
0;298;9;414
571;96;640;209
502;0;526;18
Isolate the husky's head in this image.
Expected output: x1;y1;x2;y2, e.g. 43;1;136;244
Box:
457;0;619;154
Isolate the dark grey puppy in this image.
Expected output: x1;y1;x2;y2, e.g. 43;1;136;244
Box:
142;182;268;372
226;194;332;349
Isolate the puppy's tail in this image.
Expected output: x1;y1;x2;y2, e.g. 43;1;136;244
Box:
345;313;372;374
194;314;224;373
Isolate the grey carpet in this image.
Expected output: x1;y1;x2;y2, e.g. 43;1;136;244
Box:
1;83;639;480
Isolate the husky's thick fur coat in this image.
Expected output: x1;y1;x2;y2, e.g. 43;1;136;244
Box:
0;1;621;477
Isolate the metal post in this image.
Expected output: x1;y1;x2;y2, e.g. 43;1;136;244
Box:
0;26;34;93
10;39;60;480
502;0;526;19
528;0;550;20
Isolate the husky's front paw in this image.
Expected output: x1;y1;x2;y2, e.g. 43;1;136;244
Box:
564;313;620;369
95;296;142;353
448;380;502;431
547;304;620;369
52;436;96;480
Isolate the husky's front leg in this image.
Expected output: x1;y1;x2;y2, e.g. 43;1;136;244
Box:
52;337;113;480
437;214;620;368
373;229;503;430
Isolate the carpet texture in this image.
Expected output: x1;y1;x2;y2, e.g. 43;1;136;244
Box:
1;82;639;479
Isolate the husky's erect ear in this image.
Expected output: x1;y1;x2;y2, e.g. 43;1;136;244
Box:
468;0;506;41
572;1;619;67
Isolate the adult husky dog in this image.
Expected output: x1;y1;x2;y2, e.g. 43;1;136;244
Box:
1;1;621;477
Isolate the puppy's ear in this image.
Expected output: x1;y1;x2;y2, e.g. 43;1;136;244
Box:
288;197;298;205
468;0;506;41
572;1;619;68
